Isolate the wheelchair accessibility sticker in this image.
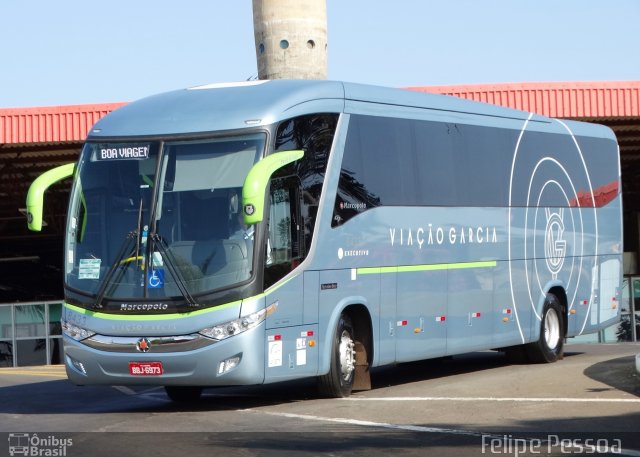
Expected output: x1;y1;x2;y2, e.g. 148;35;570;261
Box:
148;269;165;289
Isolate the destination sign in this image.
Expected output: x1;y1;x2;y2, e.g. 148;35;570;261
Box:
95;143;151;160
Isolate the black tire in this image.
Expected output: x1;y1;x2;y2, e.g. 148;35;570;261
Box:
318;314;356;397
164;386;203;403
525;293;565;363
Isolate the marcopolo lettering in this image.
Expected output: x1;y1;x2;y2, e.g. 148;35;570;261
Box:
120;303;169;312
99;145;150;160
340;201;367;211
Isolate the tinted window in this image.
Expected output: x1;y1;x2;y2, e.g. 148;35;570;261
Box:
510;131;619;207
263;113;338;287
273;113;338;251
333;115;518;226
333;115;617;226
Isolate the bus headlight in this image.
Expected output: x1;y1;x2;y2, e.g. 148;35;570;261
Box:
199;303;276;341
62;320;96;341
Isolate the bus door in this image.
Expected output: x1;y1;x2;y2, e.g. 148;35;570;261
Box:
263;175;319;380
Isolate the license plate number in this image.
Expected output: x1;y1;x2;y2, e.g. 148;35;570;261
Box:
129;361;163;376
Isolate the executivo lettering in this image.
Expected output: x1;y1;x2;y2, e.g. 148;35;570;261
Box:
389;224;498;249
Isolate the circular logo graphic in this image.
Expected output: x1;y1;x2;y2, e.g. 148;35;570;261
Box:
508;118;598;326
544;208;566;278
244;204;255;216
337;248;344;260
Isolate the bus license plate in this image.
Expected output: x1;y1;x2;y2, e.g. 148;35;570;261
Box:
129;361;163;376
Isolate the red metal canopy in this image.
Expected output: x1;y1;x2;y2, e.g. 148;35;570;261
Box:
1;82;639;145
408;80;640;119
0;103;125;145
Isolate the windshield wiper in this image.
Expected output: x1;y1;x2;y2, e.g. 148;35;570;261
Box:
150;234;198;308
135;197;144;269
94;231;137;309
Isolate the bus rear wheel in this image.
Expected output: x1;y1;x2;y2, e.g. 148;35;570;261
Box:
318;314;356;397
164;386;203;403
526;293;564;363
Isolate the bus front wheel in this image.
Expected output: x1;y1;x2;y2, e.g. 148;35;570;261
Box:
318;314;356;397
526;293;564;363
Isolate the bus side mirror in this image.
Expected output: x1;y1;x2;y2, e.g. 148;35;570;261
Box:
242;149;304;225
26;163;75;231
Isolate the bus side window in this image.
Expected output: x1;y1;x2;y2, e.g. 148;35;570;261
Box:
263;176;303;289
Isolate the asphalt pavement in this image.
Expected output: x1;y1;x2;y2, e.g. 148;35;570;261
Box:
0;343;638;457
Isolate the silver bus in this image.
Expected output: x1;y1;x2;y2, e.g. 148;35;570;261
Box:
27;80;622;400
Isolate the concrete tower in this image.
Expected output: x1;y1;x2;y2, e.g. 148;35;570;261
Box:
252;0;327;80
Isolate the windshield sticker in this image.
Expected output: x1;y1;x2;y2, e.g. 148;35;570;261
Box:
152;252;163;268
79;258;101;279
148;269;165;289
96;144;151;161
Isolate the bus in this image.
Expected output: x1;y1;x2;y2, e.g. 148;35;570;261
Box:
27;80;622;400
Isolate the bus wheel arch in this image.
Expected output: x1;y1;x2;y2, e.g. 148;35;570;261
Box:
526;291;565;363
548;286;568;339
318;303;373;397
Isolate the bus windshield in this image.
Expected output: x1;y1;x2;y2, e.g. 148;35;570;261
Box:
65;133;265;301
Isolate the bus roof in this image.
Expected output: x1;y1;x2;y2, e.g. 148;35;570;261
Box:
88;80;604;139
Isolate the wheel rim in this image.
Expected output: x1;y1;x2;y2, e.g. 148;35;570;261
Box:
544;308;561;350
338;329;356;382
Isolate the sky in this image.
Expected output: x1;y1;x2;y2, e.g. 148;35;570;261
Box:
0;0;638;108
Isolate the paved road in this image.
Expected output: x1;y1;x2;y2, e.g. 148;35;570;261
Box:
0;343;639;456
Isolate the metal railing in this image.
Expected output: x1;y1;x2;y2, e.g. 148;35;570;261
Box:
0;300;63;367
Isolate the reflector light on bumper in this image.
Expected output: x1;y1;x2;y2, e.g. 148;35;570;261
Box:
218;354;242;375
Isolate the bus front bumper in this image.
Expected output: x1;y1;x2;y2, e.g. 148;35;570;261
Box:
62;324;265;386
